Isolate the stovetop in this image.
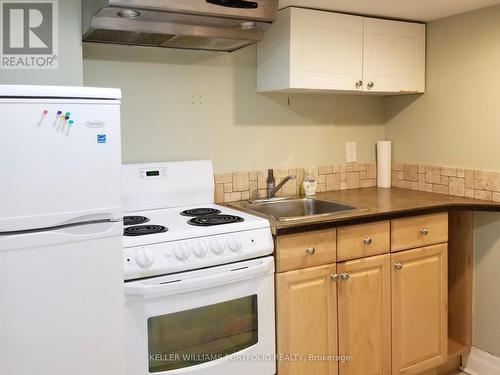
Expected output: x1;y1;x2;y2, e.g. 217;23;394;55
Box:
122;204;270;248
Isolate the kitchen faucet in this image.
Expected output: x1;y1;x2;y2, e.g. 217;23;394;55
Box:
266;169;296;199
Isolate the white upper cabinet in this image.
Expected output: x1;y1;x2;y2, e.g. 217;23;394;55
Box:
363;18;426;94
257;7;426;95
290;8;364;91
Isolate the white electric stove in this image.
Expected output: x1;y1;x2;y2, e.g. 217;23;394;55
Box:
123;161;276;375
122;161;273;280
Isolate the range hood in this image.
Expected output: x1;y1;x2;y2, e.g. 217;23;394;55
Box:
82;0;278;52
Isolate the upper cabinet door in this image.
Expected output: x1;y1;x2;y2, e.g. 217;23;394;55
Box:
363;18;426;93
290;8;364;91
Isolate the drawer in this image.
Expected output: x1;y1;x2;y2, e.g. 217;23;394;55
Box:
275;229;336;272
337;221;390;261
391;213;448;252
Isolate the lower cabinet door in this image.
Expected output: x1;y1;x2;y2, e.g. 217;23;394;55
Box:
276;264;338;375
391;244;448;375
338;254;392;375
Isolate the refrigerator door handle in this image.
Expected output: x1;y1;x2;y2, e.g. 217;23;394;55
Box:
61;213;122;226
51;220;120;236
0;221;122;253
0;209;123;234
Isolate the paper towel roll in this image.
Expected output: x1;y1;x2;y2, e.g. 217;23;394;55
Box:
377;141;392;188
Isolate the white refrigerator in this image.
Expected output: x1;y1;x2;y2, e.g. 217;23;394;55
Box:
0;85;125;375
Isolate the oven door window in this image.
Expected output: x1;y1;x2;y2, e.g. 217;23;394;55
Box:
148;295;258;372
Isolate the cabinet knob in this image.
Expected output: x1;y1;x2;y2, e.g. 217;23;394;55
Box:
420;227;429;235
367;81;375;89
394;262;403;270
340;272;350;281
363;237;373;245
330;274;340;281
355;80;363;88
305;247;316;255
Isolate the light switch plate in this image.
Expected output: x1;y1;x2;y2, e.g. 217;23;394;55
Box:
346;142;357;163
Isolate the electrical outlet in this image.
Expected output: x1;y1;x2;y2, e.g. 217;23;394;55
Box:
191;93;203;105
346;142;357;163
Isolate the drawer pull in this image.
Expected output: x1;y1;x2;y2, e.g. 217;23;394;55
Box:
394;262;403;270
340;273;350;281
420;227;429;235
330;274;340;281
363;237;373;245
305;247;316;255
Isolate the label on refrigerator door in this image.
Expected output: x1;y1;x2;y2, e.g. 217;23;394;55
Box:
85;121;105;128
97;134;107;144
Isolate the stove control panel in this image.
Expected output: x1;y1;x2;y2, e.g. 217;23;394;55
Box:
123;227;274;280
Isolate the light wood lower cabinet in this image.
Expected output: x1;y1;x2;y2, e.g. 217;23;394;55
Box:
276;255;391;375
391;213;448;252
275;218;452;375
276;264;338;375
337;254;391;375
275;229;336;272
391;244;448;375
337;221;390;261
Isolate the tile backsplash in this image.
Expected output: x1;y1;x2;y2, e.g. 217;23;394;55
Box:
392;162;500;202
214;161;500;204
214;163;377;203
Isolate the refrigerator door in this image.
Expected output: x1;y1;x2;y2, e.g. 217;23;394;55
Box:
0;93;122;232
0;221;125;375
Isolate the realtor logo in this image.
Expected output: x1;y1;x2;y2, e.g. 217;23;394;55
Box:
0;0;58;69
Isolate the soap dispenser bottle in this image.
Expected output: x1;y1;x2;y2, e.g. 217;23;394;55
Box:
303;168;318;196
266;169;275;198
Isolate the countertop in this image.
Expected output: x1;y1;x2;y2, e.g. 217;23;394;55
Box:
229;188;500;235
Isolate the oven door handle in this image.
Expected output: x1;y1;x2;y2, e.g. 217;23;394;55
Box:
124;258;274;297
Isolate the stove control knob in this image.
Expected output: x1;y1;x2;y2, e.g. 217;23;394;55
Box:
174;243;190;261
227;236;243;253
193;240;209;258
210;238;225;255
135;249;154;268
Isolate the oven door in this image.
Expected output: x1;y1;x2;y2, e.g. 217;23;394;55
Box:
125;256;275;375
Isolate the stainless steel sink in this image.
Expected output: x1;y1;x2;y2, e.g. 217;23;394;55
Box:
240;198;365;221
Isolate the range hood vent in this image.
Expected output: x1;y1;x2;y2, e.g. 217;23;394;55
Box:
83;0;278;52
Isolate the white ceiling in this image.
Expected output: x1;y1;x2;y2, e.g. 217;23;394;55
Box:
279;0;500;22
